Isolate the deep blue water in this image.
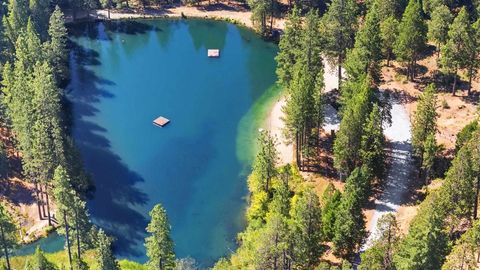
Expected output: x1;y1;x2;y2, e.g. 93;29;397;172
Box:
49;19;278;266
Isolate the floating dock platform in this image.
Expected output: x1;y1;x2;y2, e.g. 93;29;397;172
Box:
208;49;220;58
153;116;170;127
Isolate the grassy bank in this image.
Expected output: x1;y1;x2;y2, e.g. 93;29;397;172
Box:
9;250;146;270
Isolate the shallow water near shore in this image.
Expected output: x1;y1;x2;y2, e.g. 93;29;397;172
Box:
17;19;278;266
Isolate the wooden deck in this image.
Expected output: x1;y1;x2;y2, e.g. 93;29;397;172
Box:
208;49;220;58
153;116;170;127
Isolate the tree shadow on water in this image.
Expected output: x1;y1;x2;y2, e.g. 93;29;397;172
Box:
67;40;150;258
68;19;162;41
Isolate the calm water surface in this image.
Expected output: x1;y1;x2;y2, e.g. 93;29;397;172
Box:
55;19;278;266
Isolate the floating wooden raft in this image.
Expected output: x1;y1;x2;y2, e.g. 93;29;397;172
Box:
208;49;220;58
153;116;170;127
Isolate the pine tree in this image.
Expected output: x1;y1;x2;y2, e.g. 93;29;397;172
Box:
145;204;176;270
422;133;437;184
393;191;448;270
394;0;427;81
441;7;475;95
63;137;92;196
3;0;29;47
250;131;277;194
283;10;324;170
2;21;44;221
412;84;437;159
268;176;290;218
52;166;75;270
374;0;404;20
29;0;51;40
360;104;385;180
283;60;320;169
251;213;290;269
15;19;43;72
96;229;120;270
248;0;277;36
289;188;323;269
380;16;399;67
455;120;477;152
422;0;444;15
0;16;11;62
345;1;382;83
24;247;56;270
322;0;358;88
30;61;65;226
275;6;302;88
468;17;480;96
245;189;269;224
442;144;476;221
427;5;453;58
333;78;373;178
359;214;399;270
46;6;69;84
70;195;92;261
321;183;341;240
0;143;9;185
442;220;480;270
332;168;368;261
0;204;16;270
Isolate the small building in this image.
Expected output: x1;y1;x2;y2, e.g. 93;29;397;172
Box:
153;116;170;127
208;49;220;58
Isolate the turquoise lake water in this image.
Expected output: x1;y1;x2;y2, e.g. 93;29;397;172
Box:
34;19;279;266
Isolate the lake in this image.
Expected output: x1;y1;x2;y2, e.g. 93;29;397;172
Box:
57;18;279;266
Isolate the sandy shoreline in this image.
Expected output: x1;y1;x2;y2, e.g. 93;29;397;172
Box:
93;4;285;31
265;97;294;165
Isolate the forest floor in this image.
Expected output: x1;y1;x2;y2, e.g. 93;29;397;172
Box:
377;48;480;234
0;129;58;245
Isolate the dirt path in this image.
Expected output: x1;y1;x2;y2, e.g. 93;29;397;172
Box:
363;92;415;249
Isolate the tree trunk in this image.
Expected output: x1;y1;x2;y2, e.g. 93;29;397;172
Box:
34;180;43;220
452;71;458;96
424;168;430;186
409;59;416;81
269;0;274;34
387;51;391;67
64;211;73;270
474;176;479;220
468;66;474;96
45;184;51;226
75;211;81;259
273;234;278;269
338;55;342;90
39;184;46;219
1;225;11;270
296;132;300;169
